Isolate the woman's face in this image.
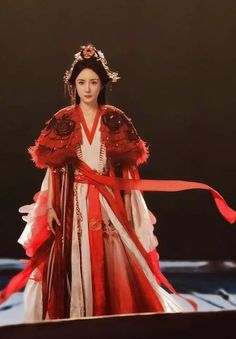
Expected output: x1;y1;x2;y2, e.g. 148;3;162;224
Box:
75;68;102;105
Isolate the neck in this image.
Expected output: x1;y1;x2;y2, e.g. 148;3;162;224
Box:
79;101;98;116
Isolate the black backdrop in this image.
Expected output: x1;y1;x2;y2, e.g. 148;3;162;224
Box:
1;0;236;259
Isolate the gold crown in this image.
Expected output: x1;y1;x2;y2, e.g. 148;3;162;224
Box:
64;43;120;85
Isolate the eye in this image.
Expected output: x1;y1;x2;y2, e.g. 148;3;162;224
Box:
77;81;84;85
91;81;98;85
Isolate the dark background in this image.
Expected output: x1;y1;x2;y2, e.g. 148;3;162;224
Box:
1;0;236;260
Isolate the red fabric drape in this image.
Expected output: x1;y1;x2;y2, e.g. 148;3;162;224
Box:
87;184;106;315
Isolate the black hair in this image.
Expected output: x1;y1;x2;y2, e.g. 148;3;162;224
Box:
69;57;110;105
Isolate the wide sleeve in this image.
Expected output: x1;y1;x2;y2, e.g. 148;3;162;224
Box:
18;169;50;257
121;166;158;253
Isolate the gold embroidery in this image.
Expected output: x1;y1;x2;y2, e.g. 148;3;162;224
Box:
89;218;102;231
102;220;118;237
74;182;83;238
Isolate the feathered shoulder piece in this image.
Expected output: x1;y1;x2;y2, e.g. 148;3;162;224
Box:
28;106;82;169
28;104;149;169
101;105;149;167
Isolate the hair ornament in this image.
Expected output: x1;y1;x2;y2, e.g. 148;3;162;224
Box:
64;43;120;86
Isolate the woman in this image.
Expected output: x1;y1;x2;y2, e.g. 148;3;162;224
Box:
1;43;235;321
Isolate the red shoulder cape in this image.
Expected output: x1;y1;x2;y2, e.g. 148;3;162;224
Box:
28;104;149;169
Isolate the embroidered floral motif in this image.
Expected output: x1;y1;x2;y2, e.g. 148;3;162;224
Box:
89;218;102;231
102;111;125;131
102;220;118;237
54;114;76;137
102;111;139;142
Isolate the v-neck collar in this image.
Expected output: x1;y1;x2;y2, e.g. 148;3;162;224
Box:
78;105;101;145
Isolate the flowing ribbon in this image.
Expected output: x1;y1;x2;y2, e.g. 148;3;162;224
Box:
76;161;236;224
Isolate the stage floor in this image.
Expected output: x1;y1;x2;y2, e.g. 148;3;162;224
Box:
0;259;236;326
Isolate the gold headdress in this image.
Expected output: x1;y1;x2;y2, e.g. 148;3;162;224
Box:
64;43;120;103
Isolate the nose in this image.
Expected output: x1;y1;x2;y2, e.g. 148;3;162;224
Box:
85;82;91;92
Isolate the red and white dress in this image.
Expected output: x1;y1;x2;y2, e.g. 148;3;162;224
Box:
20;107;182;321
2;104;235;321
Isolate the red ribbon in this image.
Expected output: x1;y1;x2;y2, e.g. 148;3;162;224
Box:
76;161;236;224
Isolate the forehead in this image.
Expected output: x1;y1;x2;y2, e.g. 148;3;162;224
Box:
76;68;99;80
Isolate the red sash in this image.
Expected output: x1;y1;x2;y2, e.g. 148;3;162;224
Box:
76;161;236;224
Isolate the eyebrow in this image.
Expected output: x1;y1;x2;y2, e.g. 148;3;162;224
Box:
76;78;99;81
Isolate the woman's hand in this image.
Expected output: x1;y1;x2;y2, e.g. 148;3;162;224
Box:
47;207;61;234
